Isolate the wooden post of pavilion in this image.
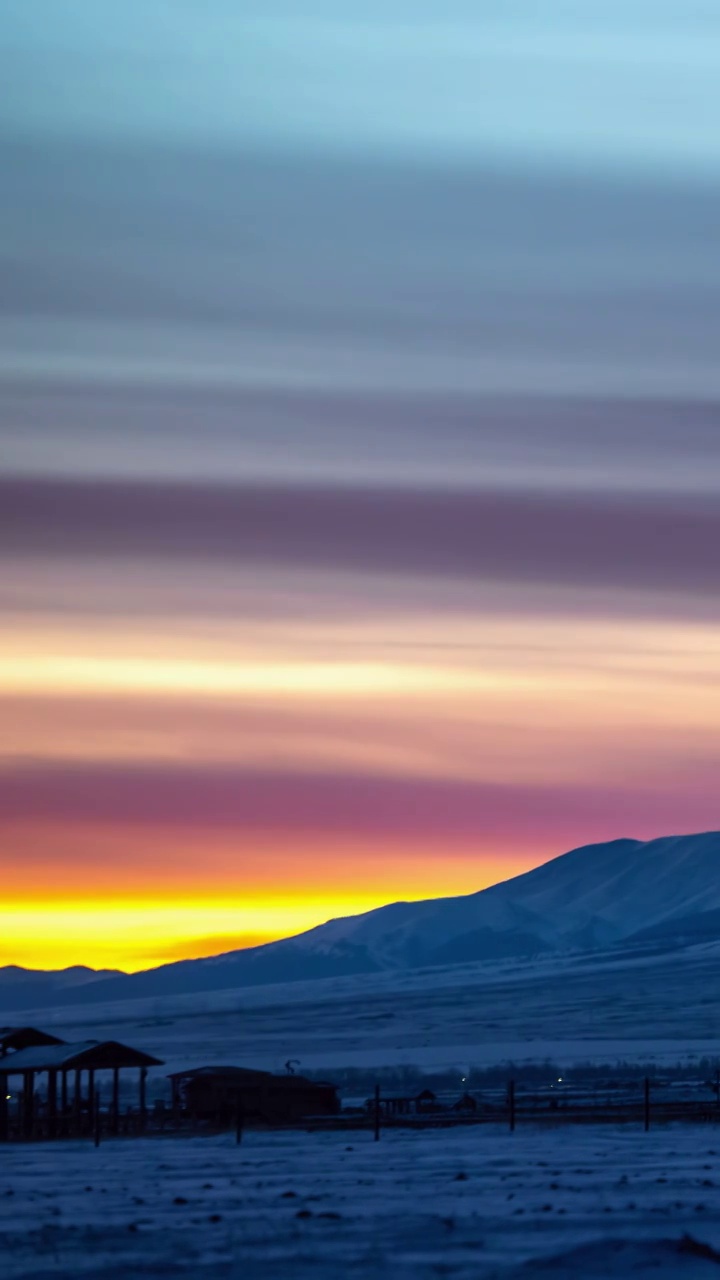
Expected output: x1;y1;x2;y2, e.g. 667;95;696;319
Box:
112;1066;120;1134
73;1069;82;1135
23;1071;34;1139
60;1071;68;1135
48;1069;58;1139
87;1069;95;1134
139;1067;147;1131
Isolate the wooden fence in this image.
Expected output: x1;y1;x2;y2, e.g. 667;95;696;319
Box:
4;1077;720;1143
307;1077;720;1138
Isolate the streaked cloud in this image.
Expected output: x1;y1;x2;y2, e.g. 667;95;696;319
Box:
2;3;720;971
2;761;718;837
2;477;720;598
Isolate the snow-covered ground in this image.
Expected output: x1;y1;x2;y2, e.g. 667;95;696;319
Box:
6;941;720;1274
3;1125;720;1278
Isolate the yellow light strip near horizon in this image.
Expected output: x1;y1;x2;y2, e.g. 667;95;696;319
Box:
4;874;508;971
0;897;378;971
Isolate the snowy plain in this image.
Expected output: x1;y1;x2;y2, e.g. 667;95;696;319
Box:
15;936;720;1081
3;1125;720;1279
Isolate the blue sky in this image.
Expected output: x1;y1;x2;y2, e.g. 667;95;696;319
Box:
4;1;720;174
2;3;720;484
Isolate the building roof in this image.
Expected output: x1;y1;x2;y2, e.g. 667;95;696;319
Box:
0;1040;164;1073
168;1065;335;1090
168;1065;271;1082
0;1027;65;1056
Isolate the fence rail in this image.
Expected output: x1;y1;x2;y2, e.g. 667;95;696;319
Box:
305;1077;720;1137
306;1102;720;1135
3;1077;720;1142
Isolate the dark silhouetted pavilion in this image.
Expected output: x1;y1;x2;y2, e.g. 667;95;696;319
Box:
0;1039;163;1140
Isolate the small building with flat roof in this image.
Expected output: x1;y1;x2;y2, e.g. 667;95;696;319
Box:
168;1065;339;1126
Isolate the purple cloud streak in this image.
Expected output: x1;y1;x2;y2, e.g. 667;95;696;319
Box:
2;476;719;597
1;763;717;845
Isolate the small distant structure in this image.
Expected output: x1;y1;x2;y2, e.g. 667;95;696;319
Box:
168;1065;339;1126
453;1092;478;1113
369;1088;442;1119
415;1088;440;1114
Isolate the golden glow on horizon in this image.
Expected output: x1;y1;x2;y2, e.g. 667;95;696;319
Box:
2;860;536;972
0;812;539;970
2;899;366;971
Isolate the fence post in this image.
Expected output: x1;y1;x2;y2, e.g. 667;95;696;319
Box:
508;1079;516;1133
643;1077;650;1133
0;1073;7;1143
373;1084;381;1142
94;1089;101;1147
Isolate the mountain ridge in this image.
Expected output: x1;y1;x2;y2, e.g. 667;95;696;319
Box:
2;830;719;1014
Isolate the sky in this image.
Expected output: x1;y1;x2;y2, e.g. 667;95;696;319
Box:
2;2;720;972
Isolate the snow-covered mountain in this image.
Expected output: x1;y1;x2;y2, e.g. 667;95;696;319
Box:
3;832;720;1013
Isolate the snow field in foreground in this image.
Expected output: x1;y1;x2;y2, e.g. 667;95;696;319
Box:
2;1125;720;1279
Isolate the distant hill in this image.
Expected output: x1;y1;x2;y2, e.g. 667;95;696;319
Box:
2;831;720;1014
0;964;122;1012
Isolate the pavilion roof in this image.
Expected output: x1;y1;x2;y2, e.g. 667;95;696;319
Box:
0;1040;164;1072
0;1027;66;1055
168;1065;271;1082
168;1064;336;1090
